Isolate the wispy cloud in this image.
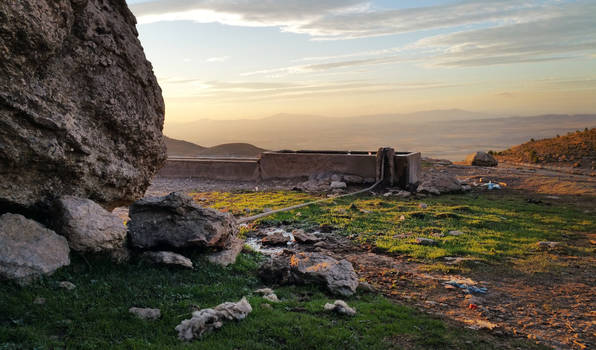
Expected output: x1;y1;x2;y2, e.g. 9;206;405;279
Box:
206;56;230;63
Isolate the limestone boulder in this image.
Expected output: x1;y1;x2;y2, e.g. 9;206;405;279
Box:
0;0;166;213
0;213;70;283
54;196;126;252
128;192;237;250
259;252;359;296
465;152;498;167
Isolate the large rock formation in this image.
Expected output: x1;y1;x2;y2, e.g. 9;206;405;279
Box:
128;192;237;250
0;0;166;214
465;152;498;167
0;213;70;284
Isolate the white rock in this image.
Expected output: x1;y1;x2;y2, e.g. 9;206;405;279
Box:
330;181;347;189
59;281;76;290
129;307;161;320
448;230;464;236
175;297;252;341
324;300;356;316
263;294;280;303
142;251;193;269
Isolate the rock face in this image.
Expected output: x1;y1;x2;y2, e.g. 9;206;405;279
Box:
0;0;166;213
465;152;498;167
175;297;252;341
259;252;359;296
0;213;70;283
128;192;237;250
54;196;126;252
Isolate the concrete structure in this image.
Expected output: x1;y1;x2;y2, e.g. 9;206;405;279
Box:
157;149;421;188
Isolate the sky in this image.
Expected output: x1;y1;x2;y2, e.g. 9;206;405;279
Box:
126;0;596;124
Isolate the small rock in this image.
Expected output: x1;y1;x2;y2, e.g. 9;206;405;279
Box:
141;251;193;269
383;192;392;197
110;247;131;264
33;297;46;305
207;236;244;267
343;175;364;184
129;307;161;320
175;297;252;341
536;241;560;249
292;229;321;244
465;152;498;167
415;238;436;246
59;281;76;290
255;288;274;295
263;294;280;303
324;300;356;316
399;215;406;221
330;181;347;189
418;203;428;209
448;230;464;236
396;191;411;198
261;232;290;246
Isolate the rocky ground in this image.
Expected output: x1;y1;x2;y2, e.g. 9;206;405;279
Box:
143;160;595;349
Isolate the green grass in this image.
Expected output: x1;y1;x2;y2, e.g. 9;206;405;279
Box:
192;190;595;266
0;253;542;349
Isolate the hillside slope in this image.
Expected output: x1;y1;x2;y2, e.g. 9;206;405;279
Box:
199;143;266;157
497;128;595;169
164;136;205;156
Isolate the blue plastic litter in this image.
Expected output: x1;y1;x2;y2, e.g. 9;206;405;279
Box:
483;181;501;190
445;281;488;294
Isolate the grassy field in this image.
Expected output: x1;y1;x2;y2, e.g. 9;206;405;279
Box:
0;252;543;349
193;191;594;267
3;189;590;349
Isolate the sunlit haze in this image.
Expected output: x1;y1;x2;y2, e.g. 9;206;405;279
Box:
126;0;596;126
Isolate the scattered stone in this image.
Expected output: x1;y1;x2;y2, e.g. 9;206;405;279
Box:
54;196;127;253
141;251;193;269
261;232;290;246
128;192;237;250
59;281;76;290
259;252;359;296
343;175;364;184
396;191;411;198
129;307;161;320
292;230;321;244
536;241;560;249
417;169;462;195
415;238;436;246
0;0;166;211
0;213;70;284
448;230;465;236
33;297;46;305
330;181;347;189
207;236;244;267
465;152;498;167
324;300;356;316
175;297;252;341
399;215;406;221
254;287;280;303
418;203;428;209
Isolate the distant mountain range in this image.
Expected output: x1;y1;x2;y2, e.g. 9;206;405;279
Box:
163;110;596;160
164;137;265;157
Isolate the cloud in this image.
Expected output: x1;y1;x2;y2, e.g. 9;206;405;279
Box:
415;1;596;67
206;56;230;63
158;78;455;101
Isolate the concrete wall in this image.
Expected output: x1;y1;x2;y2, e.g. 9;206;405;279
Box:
157;157;259;181
259;152;377;180
157;151;421;188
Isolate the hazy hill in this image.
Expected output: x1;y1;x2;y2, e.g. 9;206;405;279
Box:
497;128;595;169
198;143;265;157
164;111;596;161
164;136;205;156
165;137;266;157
